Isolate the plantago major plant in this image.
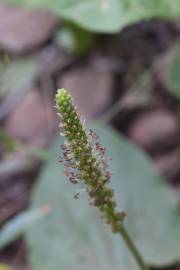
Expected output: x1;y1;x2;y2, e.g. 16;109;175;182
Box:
55;88;150;270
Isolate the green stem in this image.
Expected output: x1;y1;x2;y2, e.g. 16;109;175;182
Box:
119;226;150;270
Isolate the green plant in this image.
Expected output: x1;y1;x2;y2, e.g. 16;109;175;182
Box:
55;22;95;54
26;124;180;270
5;0;180;33
0;128;17;152
167;41;180;99
55;88;149;270
0;58;37;98
0;206;49;249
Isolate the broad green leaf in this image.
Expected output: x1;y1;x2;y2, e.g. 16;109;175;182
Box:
167;42;180;99
26;125;180;269
0;206;49;249
4;0;180;33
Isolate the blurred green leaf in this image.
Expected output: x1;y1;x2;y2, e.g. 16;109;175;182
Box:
56;23;95;54
0;58;37;97
26;125;180;269
0;128;50;160
0;206;50;249
167;42;180;99
0;264;12;270
26;147;52;161
0;128;17;152
5;0;180;33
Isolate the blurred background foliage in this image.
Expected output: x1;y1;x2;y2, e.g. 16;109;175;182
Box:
4;0;180;32
0;1;180;270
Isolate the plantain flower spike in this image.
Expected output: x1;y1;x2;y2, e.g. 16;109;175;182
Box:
55;88;125;233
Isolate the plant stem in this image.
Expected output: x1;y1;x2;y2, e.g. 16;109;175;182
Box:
119;225;150;270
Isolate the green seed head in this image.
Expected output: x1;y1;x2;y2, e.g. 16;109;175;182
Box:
56;88;87;144
55;88;125;233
